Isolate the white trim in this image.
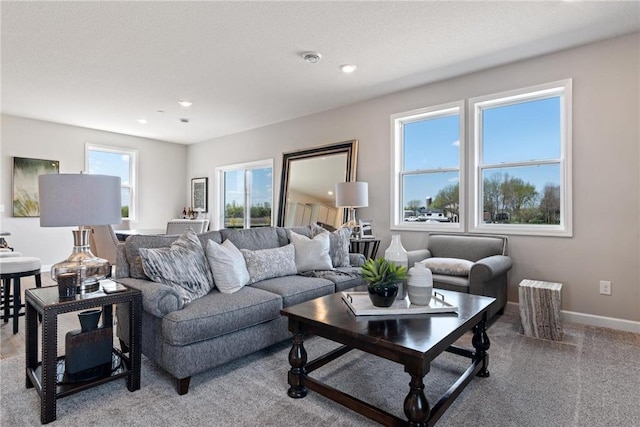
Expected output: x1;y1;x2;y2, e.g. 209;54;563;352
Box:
469;79;572;237
214;158;274;230
505;301;640;333
390;100;465;232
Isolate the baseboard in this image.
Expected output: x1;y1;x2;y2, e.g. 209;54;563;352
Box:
506;301;640;333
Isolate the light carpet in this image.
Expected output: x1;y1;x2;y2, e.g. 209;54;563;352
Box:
1;313;639;426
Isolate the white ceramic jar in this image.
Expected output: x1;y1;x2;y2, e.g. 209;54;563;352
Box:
407;262;433;306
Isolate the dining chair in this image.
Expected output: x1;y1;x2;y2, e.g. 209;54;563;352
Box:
166;219;209;235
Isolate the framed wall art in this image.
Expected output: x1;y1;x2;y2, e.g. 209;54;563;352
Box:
191;177;208;213
13;157;60;217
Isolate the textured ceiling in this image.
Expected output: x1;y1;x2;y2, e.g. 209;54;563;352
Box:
2;1;639;145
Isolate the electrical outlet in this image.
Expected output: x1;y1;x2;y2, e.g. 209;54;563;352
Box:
599;280;612;295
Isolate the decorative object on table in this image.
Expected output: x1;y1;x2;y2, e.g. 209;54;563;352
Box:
335;181;368;237
38;173;122;294
191;177;208;213
384;235;409;299
342;291;457;315
56;272;77;300
361;257;407;307
519;279;563;341
64;308;113;382
358;218;375;239
407;262;433;306
12;157;59;217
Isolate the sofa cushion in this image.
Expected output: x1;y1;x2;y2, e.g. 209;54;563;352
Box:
288;230;332;272
250;275;334;307
432;274;470;292
311;224;351;267
205;239;250;294
421;257;474;276
139;230;214;304
300;268;364;292
162;286;283;346
277;226;313;247
427;234;507;261
220;227;280;250
241;244;297;284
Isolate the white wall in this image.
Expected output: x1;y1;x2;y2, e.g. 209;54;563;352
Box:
1;115;187;266
188;33;640;322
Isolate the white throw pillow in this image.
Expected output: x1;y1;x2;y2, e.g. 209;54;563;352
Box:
206;239;250;294
241;244;297;284
421;257;474;277
288;230;333;273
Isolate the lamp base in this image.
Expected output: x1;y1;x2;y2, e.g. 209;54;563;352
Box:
52;229;110;295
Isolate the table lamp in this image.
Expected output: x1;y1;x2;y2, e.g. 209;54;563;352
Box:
335;181;368;232
39;174;121;293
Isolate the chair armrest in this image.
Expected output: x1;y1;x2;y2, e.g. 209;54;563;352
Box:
407;249;432;266
115;243;129;279
470;255;513;282
349;253;366;267
117;277;184;317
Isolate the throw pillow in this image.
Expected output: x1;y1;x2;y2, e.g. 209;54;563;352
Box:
205;239;250;294
421;257;474;277
139;229;214;304
288;230;332;273
311;223;351;267
241;244;297;284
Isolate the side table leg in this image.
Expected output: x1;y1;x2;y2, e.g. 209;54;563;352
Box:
25;301;38;388
404;368;430;426
41;309;57;424
287;331;307;398
472;313;491;378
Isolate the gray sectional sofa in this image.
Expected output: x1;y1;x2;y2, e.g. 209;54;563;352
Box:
115;225;365;395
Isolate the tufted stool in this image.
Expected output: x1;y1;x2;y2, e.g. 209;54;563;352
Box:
0;256;42;334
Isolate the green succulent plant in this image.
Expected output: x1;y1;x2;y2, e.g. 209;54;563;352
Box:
361;258;408;291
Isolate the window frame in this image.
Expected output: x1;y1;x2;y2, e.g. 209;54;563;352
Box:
85;143;138;221
214;158;274;230
469;79;573;237
390;101;465;232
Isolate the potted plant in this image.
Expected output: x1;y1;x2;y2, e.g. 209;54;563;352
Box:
361;258;408;307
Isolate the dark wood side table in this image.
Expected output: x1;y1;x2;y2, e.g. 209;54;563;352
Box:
349;238;380;259
25;285;142;424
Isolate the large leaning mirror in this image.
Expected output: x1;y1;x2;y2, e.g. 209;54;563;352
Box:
277;140;358;228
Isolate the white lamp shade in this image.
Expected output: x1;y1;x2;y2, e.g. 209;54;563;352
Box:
38;174;122;227
335;181;368;208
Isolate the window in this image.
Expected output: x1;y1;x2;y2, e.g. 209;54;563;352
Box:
86;144;137;220
391;80;572;237
391;101;464;231
215;159;273;229
470;80;572;236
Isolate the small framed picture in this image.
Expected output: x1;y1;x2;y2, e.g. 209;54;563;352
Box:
359;219;375;239
191;177;208;213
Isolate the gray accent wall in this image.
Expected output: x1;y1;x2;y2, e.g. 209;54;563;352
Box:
187;33;640;324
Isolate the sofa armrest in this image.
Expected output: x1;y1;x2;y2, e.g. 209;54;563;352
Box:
117;277;184;317
470;255;512;283
407;249;432;266
349;253;366;267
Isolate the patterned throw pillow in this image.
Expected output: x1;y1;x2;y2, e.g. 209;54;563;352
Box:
205;239;250;294
241;244;297;284
139;229;214;304
288;230;333;273
421;257;474;277
311;224;351;267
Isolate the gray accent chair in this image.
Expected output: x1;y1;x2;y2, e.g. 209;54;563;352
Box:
407;233;512;318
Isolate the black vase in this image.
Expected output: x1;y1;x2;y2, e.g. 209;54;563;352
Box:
368;283;399;307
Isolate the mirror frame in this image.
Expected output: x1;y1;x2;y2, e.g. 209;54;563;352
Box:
277;139;359;227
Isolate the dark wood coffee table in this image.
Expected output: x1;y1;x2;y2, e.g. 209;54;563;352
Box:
281;289;495;426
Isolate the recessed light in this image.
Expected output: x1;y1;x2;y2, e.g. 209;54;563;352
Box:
178;100;193;107
302;51;322;64
137;118;147;124
340;64;357;74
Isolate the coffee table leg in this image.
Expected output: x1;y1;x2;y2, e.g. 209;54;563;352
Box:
472;313;491;378
403;368;430;426
287;331;307;398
